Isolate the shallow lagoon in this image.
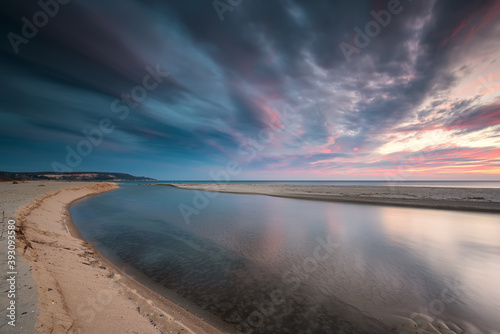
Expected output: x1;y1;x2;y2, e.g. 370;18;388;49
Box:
71;185;500;333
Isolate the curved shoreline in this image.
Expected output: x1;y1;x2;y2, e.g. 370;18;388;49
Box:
68;195;234;334
9;181;498;333
164;184;500;213
15;182;227;334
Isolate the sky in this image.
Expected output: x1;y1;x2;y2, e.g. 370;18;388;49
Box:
1;0;499;180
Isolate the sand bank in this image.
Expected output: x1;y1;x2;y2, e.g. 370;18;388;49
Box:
165;184;500;213
1;181;225;334
1;181;104;333
2;181;495;334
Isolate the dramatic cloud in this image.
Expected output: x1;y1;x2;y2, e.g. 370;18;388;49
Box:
1;0;499;179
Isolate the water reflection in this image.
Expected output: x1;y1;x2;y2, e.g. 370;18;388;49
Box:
378;207;500;327
70;185;500;333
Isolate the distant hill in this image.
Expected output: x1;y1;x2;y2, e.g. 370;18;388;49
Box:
0;171;156;182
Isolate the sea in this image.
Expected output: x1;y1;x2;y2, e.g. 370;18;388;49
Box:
120;180;500;188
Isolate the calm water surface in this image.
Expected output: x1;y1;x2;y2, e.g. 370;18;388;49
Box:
70;185;500;333
122;180;500;188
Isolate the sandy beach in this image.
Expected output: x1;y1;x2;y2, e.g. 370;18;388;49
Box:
166;183;500;213
0;181;225;334
1;181;498;334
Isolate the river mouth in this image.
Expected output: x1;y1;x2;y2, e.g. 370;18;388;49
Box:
70;184;500;333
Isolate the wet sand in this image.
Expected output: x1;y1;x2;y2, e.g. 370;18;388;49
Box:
165;183;500;213
0;181;226;334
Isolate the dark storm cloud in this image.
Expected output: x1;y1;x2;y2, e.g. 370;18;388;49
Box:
447;102;500;133
0;0;499;177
